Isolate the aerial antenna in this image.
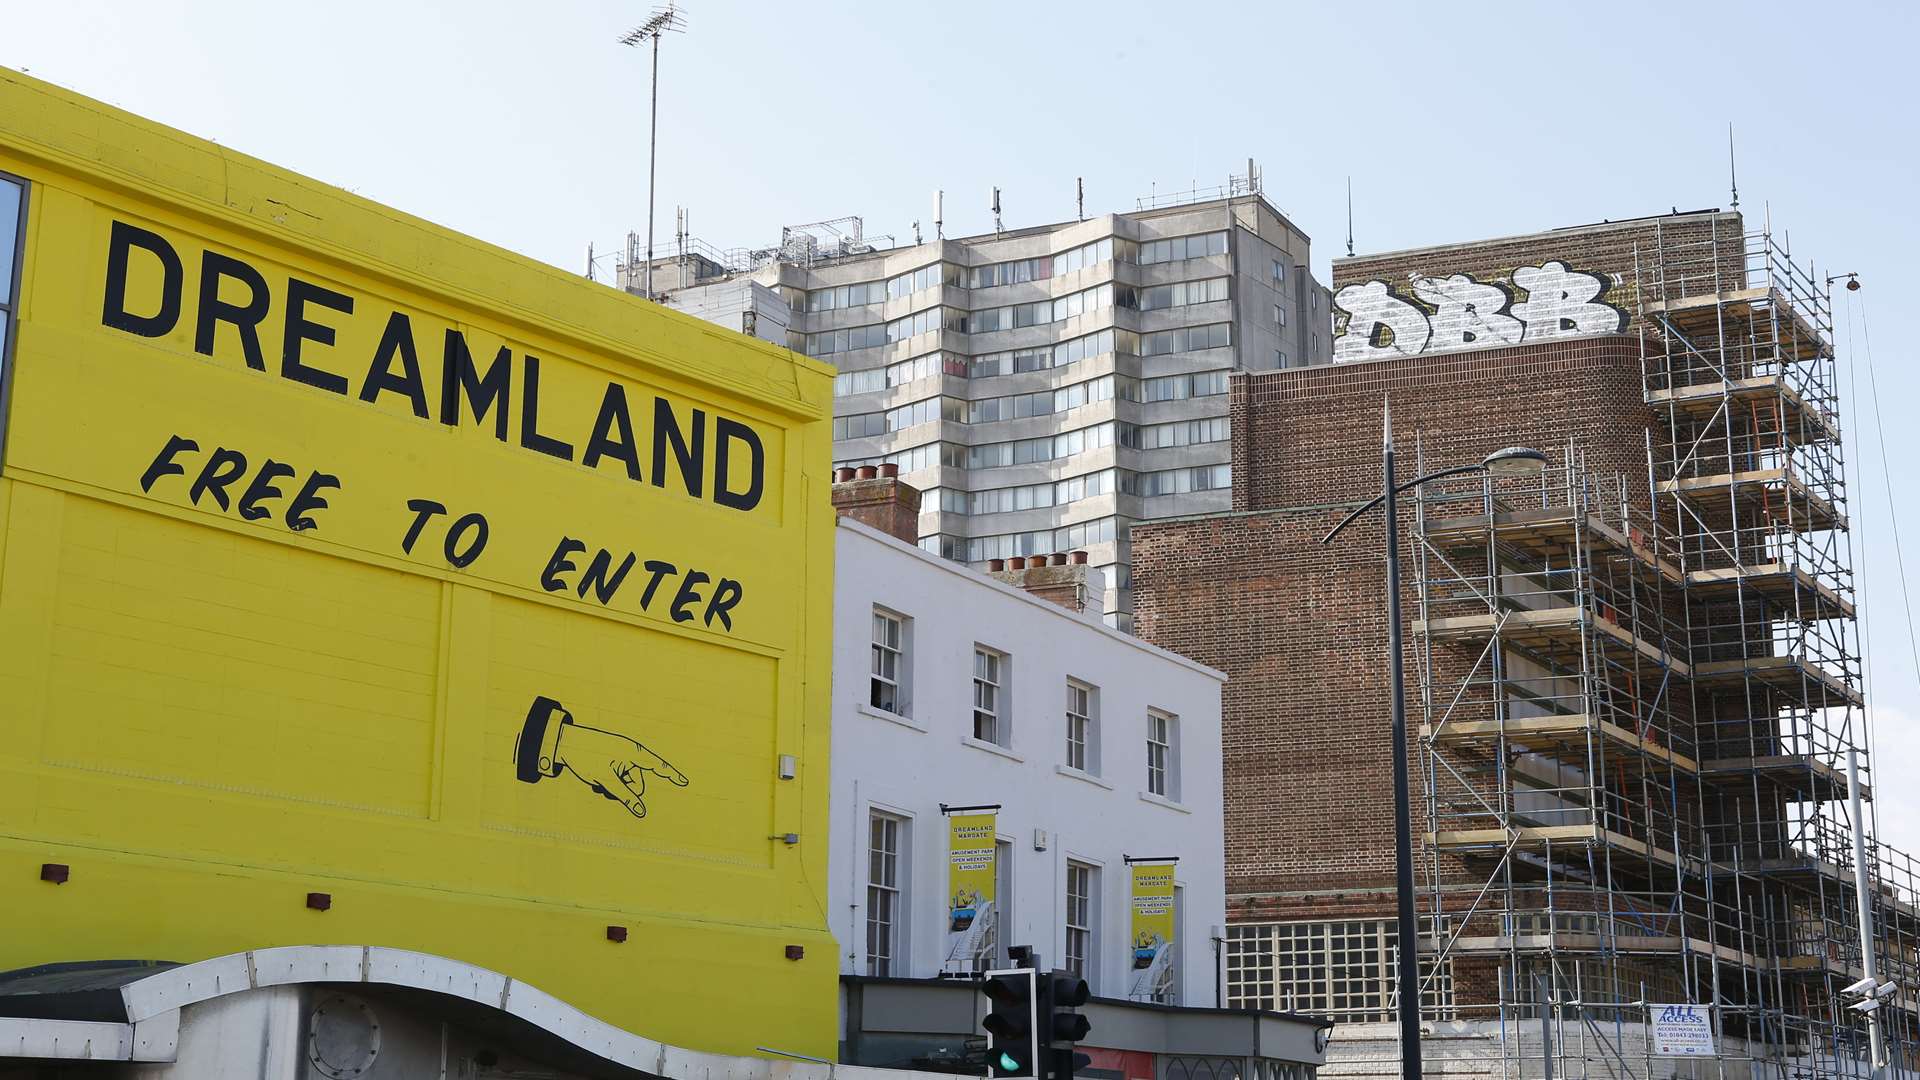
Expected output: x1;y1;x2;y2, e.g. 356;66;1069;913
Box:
991;186;1003;235
912;220;922;245
1728;122;1740;210
1076;177;1085;221
934;189;944;241
585;241;596;281
1345;177;1355;257
617;2;689;300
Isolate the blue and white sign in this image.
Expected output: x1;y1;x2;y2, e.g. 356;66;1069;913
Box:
1651;1004;1717;1057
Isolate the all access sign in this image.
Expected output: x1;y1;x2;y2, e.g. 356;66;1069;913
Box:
1651;1004;1717;1057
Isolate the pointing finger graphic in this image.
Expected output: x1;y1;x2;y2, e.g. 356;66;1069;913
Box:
512;696;691;822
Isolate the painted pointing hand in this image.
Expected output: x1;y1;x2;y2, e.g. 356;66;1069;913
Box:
556;723;690;819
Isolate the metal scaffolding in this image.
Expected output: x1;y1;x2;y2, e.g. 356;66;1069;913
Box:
1408;215;1920;1079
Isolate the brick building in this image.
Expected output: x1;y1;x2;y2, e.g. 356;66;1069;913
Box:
1133;210;1919;1079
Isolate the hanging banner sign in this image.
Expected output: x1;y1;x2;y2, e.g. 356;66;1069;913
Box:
1650;1004;1717;1057
1127;861;1177;999
944;813;997;971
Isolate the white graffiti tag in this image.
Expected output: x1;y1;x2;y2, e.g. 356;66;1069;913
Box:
1412;274;1524;350
1331;281;1429;363
1510;261;1628;340
1333;259;1625;363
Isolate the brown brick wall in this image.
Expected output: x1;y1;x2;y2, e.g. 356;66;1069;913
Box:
1137;335;1662;925
1233;335;1656;513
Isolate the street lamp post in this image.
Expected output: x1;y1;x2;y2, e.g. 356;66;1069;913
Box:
1322;399;1545;1080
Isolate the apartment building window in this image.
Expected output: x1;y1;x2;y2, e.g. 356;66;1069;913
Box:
1147;710;1178;799
871;609;907;715
967;471;1115;516
1271;258;1286;283
805;280;886;312
1273;304;1287;327
1129;464;1232;497
867;812;907;975
1140;370;1229;403
973;647;1007;745
1051;238;1112;277
1137;277;1229;312
1126;417;1229;450
1066;861;1096;981
1275;349;1290;368
1066;680;1097;773
834;352;968;397
806;323;889;357
1138;323;1231;357
1137;231;1227;266
961;516;1118;563
887;262;951;299
887;306;944;343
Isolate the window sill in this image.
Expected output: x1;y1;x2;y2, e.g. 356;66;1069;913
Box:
1055;764;1112;790
960;735;1024;763
857;702;926;733
1138;790;1190;814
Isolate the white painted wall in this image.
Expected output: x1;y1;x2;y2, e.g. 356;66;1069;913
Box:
829;518;1227;1006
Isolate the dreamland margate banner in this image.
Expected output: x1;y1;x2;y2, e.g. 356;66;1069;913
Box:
945;813;997;971
1128;861;1176;999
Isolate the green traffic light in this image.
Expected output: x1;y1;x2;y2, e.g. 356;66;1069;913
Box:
997;1054;1022;1074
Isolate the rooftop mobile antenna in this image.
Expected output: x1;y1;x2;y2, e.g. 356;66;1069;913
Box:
991;186;1003;235
1344;178;1359;261
1728;122;1740;210
585;241;595;281
617;2;688;301
934;189;944;241
912;220;922;245
1077;177;1085;221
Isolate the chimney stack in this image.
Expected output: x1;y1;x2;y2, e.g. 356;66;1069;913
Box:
831;464;922;545
989;552;1102;615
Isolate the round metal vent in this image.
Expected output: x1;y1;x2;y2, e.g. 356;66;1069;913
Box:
308;993;382;1079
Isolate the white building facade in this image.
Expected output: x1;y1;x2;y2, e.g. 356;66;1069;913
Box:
829;514;1227;1006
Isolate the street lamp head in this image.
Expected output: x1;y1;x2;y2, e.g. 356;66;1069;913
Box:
1481;446;1548;478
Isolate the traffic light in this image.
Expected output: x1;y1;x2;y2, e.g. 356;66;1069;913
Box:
1041;969;1092;1080
982;968;1038;1077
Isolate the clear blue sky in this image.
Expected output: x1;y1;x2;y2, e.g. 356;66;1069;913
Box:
7;0;1919;850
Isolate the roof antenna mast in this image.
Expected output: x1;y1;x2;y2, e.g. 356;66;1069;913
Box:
1728;122;1740;210
1346;177;1355;257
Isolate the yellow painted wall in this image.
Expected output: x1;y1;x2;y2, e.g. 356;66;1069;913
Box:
0;69;837;1056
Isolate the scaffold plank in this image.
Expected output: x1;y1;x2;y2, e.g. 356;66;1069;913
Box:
1686;563;1854;620
1691;654;1862;707
1422;714;1699;773
1656;467;1846;532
